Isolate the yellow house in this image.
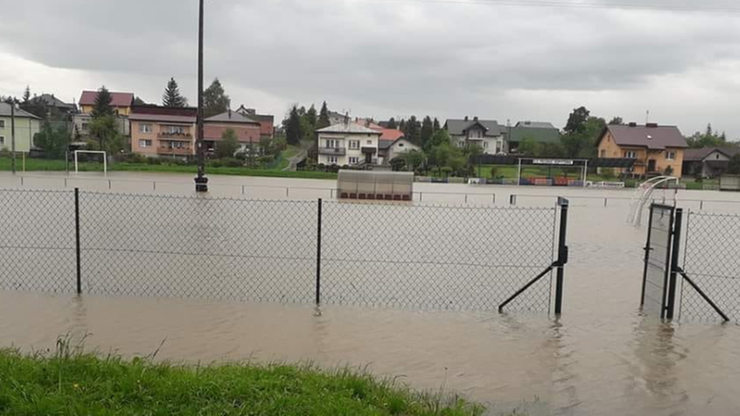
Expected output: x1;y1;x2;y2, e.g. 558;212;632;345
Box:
596;123;688;177
79;90;134;116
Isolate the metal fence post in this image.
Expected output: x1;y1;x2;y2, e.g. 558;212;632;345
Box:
554;197;569;316
640;205;655;306
74;188;82;295
665;208;683;320
316;198;322;305
510;194;517;205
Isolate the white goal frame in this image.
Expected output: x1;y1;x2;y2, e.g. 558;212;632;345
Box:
74;150;107;175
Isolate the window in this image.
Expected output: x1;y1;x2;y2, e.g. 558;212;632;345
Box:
625;151;637;159
0;120;4;128
139;139;153;148
328;156;338;164
666;151;676;161
483;141;489;148
139;123;152;133
325;139;340;148
348;140;360;150
162;125;185;134
600;149;606;157
398;143;404;148
366;140;372;145
349;156;359;164
81;123;89;131
0;136;4;146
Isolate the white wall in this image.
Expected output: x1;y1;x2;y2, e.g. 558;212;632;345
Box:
388;139;420;160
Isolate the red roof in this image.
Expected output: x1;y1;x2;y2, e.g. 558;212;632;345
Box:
379;129;404;141
79;90;134;107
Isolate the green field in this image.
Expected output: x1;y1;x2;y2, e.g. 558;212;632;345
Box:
0;347;484;415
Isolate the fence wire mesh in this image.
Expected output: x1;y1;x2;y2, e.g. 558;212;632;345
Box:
0;189;559;312
682;211;740;322
78;192;318;303
0;189;77;293
321;202;557;311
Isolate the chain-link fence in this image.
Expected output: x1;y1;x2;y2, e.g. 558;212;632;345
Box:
0;188;567;313
681;211;740;322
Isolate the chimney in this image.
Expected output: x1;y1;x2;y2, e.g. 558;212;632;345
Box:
228;109;232;119
473;116;479;121
628;122;637;127
646;123;658;128
464;116;469;121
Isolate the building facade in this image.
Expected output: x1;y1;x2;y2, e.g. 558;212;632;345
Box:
444;118;505;154
682;147;740;179
596;123;687;177
204;110;262;153
234;105;275;138
129;105;197;158
317;123;381;166
79;91;134;116
0;102;41;153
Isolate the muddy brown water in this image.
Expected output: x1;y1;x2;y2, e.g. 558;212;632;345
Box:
1;172;740;415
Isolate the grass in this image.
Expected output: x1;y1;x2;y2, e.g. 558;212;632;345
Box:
0;342;485;416
0;157;338;180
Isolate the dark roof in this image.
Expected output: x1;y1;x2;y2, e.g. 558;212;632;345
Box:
509;126;560;144
445;119;504;137
234;105;274;124
0;102;41;119
515;121;556;129
32;94;76;110
683;147;740;162
79;90;134;107
205;110;260;125
130;105;196;123
598;124;687;150
379;140;394;150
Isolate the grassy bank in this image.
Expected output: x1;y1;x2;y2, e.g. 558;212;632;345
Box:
0;348;484;415
0;157;337;180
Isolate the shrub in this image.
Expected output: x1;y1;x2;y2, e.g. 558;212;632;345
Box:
441;166;453;177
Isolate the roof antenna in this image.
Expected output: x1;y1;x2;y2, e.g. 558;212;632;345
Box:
646;110;650;125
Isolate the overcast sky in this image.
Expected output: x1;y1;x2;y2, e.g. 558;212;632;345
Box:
1;0;739;137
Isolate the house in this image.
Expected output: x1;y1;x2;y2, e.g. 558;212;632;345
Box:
79;90;134;116
73;113;130;137
386;137;420;161
0;102;41;152
29;94;77;116
129;105;197;158
204;110;262;152
444;117;506;154
316;122;381;166
328;111;348;126
595;123;688;177
682;147;740;179
234;105;274;138
374;127;408;164
508;121;561;153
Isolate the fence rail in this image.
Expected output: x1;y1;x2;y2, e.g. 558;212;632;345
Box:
0;188;568;313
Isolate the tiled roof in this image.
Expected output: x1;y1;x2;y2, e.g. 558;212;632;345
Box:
317;123;381;134
205;110;260;124
79;90;134;107
515;121;556;129
601;124;687;150
683;147;740;162
129;113;195;123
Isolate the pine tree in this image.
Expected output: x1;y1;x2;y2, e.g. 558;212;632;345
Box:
203;78;231;118
433;118;440;132
420;116;434;150
285;105;302;145
306;104;318;129
91;86;114;119
22;86;31;103
162;77;188;107
404;116;421;145
317;101;331;130
398;119;406;132
387;118;397;129
134;96;147;106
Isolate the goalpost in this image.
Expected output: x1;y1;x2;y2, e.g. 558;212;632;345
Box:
516;158;588;187
74;150;108;175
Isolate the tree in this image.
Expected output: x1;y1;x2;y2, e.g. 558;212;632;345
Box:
22;86;31;103
420;116;434;151
728;154;740;175
91;86;114;119
608;117;623;125
216;128;240;158
162;77;188;107
398;119;406;132
317;101;331;130
134;96;147;106
429;129;450;148
403;150;426;172
306;105;318;129
34;120;70;159
285;105;302;145
403;116;421;145
433;118;441;132
89;114;125;153
518;137;538;156
564;106;590;134
561;114;605;158
203;78;230;118
686;123;730;149
387;117;397;129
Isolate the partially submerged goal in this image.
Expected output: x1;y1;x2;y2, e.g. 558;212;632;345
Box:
337;170;413;201
74;150;108;175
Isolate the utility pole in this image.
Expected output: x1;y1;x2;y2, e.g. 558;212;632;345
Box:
194;0;209;192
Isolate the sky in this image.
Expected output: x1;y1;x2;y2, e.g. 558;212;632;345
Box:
1;0;739;138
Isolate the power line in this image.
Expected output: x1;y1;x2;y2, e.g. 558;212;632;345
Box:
349;0;740;14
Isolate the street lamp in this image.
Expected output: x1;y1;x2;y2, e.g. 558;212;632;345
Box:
194;0;209;192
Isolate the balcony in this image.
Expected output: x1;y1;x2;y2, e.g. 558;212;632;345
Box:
319;147;346;156
158;132;193;140
361;147;377;154
157;147;193;156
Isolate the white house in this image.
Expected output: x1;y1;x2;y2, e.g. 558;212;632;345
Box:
387;138;420;161
444;117;505;154
317;123;382;166
0;102;41;153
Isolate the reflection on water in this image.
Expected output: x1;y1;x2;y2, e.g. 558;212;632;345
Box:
2;173;740;414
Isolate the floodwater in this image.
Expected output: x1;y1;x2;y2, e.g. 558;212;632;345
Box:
1;171;740;415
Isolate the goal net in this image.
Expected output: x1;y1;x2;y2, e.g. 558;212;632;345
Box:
74;150;108;175
626;176;678;226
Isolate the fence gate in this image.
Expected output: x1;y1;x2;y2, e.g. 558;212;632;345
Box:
641;204;680;319
641;203;730;322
